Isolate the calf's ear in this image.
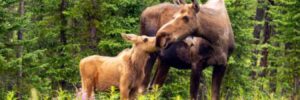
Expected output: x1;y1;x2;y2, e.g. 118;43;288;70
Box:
121;33;138;43
174;0;186;5
191;0;200;13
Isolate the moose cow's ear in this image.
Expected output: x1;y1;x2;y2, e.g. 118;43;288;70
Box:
191;0;200;13
121;33;137;42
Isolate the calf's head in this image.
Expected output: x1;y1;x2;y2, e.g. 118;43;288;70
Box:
156;0;200;48
121;33;157;53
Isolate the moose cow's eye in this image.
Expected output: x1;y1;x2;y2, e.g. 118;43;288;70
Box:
182;16;189;23
143;38;148;42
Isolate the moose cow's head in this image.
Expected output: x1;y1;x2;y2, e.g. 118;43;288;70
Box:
156;0;200;48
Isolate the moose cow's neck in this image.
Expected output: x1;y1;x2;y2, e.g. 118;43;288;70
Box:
196;1;234;49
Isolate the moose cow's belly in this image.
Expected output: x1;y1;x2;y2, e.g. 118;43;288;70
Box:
159;42;192;69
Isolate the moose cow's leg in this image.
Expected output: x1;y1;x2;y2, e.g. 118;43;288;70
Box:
198;72;208;100
212;65;226;100
190;62;205;100
150;59;170;88
139;53;158;93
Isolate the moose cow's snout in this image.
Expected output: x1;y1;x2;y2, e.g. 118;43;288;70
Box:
156;31;173;48
155;35;162;48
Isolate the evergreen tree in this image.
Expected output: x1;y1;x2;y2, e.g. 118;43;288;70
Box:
0;0;299;99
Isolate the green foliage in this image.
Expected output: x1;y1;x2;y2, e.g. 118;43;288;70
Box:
0;0;299;99
268;0;300;98
223;0;257;98
160;69;191;99
6;91;16;100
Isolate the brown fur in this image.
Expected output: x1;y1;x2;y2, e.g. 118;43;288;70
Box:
79;34;157;100
156;0;235;57
140;3;180;36
138;2;180;93
141;0;235;100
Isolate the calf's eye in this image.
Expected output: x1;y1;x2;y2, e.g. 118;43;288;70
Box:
182;16;189;23
143;38;148;42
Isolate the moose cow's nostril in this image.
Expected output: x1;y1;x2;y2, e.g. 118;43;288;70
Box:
155;36;162;47
163;37;172;48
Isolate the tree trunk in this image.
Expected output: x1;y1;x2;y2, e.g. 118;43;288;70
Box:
253;0;265;45
59;0;67;87
286;42;299;99
260;16;270;68
292;71;299;100
260;0;274;70
17;0;24;99
297;69;300;99
88;0;98;50
60;0;67;45
262;0;277;92
251;0;265;79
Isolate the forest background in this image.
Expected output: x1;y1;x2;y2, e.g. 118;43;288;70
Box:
0;0;299;99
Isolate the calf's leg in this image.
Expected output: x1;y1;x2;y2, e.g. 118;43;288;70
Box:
82;78;95;100
120;75;132;100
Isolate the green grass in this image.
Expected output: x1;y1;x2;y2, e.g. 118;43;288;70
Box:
4;86;296;100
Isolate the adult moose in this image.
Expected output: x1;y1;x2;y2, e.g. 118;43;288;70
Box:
155;0;235;100
140;0;235;100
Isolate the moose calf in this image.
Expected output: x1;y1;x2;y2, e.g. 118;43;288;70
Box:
79;33;157;100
